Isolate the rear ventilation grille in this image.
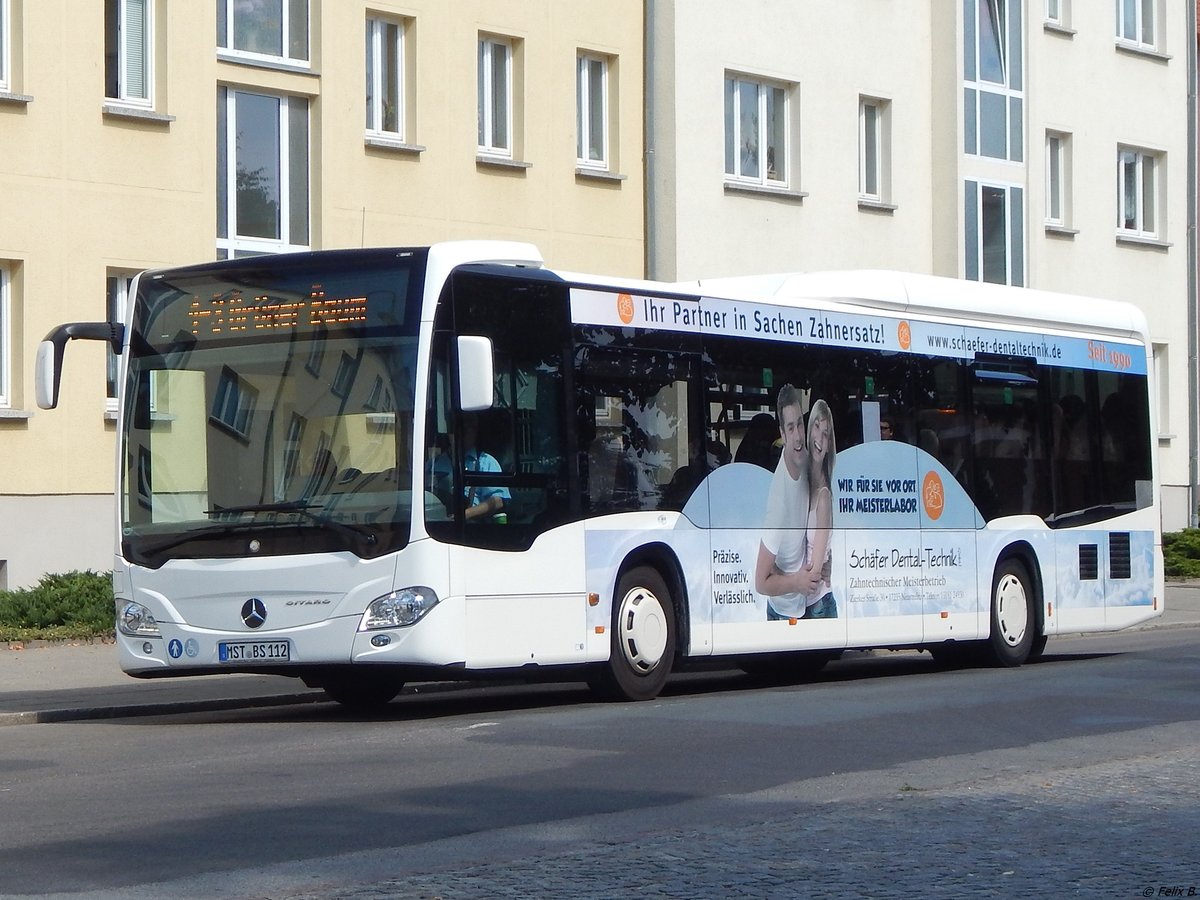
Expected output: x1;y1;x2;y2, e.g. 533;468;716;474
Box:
1079;544;1098;581
1110;532;1131;580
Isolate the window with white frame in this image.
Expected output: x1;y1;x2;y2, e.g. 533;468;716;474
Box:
364;375;384;411
301;431;333;497
0;263;9;408
105;0;152;106
1117;146;1160;238
105;273;134;409
477;36;512;157
1045;131;1071;227
965;180;1024;286
211;366;257;439
279;413;306;494
1153;342;1170;437
331;352;358;400
724;73;789;186
1116;0;1156;49
1045;0;1070;27
217;0;309;65
0;0;9;92
964;0;1024;163
577;52;608;169
306;325;325;375
217;87;310;258
859;96;890;202
365;15;405;138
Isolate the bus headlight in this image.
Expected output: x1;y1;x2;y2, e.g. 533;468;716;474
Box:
361;586;439;630
117;600;160;637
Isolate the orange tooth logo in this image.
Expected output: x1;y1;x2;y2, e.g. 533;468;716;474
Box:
922;470;944;521
617;293;635;324
897;320;911;350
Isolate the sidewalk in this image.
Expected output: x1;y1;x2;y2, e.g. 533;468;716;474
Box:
0;642;325;725
3;583;1199;726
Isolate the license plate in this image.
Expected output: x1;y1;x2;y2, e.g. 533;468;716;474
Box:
218;641;290;662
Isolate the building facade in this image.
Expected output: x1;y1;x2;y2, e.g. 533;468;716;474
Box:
647;0;1196;530
0;0;644;588
0;1;1196;588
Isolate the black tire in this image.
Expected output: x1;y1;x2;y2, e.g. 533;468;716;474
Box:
321;671;405;710
1027;632;1049;662
592;565;676;701
928;642;975;669
986;557;1037;667
740;650;840;683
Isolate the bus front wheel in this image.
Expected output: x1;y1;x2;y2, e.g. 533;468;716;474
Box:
987;558;1036;667
320;671;405;710
592;566;676;702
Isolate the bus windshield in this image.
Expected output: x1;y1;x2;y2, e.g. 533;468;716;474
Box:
120;249;428;568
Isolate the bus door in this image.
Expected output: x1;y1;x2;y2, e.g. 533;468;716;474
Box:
573;321;709;657
701;337;852;656
425;267;584;669
969;357;1048;524
914;357;986;645
965;357;1051;636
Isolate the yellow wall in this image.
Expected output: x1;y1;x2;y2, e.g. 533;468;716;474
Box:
0;0;644;585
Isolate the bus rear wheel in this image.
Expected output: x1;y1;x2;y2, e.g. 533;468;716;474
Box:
592;566;676;702
986;558;1036;667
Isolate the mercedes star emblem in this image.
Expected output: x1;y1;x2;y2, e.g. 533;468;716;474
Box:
241;598;267;629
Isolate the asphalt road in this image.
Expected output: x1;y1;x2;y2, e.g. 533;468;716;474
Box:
2;627;1199;898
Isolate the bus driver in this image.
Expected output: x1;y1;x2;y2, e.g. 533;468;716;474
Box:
462;412;510;523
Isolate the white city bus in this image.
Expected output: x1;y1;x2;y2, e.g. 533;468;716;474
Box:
36;241;1162;706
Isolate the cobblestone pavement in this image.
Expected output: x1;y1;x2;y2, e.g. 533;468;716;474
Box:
278;741;1200;900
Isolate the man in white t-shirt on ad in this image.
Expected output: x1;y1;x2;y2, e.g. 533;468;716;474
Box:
755;384;822;619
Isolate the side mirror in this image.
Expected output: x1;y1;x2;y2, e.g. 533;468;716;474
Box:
34;340;60;410
457;335;494;412
34;322;125;410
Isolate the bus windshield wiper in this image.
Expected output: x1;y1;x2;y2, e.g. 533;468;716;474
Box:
135;519;267;558
205;501;377;546
133;505;376;560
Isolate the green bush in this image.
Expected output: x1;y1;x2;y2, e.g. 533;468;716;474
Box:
1163;529;1200;579
0;570;114;640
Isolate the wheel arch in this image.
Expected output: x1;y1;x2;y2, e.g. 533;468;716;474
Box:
616;541;690;664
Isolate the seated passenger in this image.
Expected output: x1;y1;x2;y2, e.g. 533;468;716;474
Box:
667;437;730;507
735;413;781;470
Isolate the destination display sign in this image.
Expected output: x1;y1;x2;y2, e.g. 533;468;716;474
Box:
186;290;369;337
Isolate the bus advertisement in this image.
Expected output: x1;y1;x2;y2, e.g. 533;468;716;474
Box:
35;242;1162;707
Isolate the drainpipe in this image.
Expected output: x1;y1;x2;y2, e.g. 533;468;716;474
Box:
1189;0;1198;526
644;0;656;281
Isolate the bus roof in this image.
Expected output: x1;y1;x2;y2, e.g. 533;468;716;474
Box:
682;269;1151;342
166;242;1147;344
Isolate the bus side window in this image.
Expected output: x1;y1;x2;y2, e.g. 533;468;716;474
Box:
969;364;1047;521
575;341;699;514
911;357;965;482
1045;367;1151;523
